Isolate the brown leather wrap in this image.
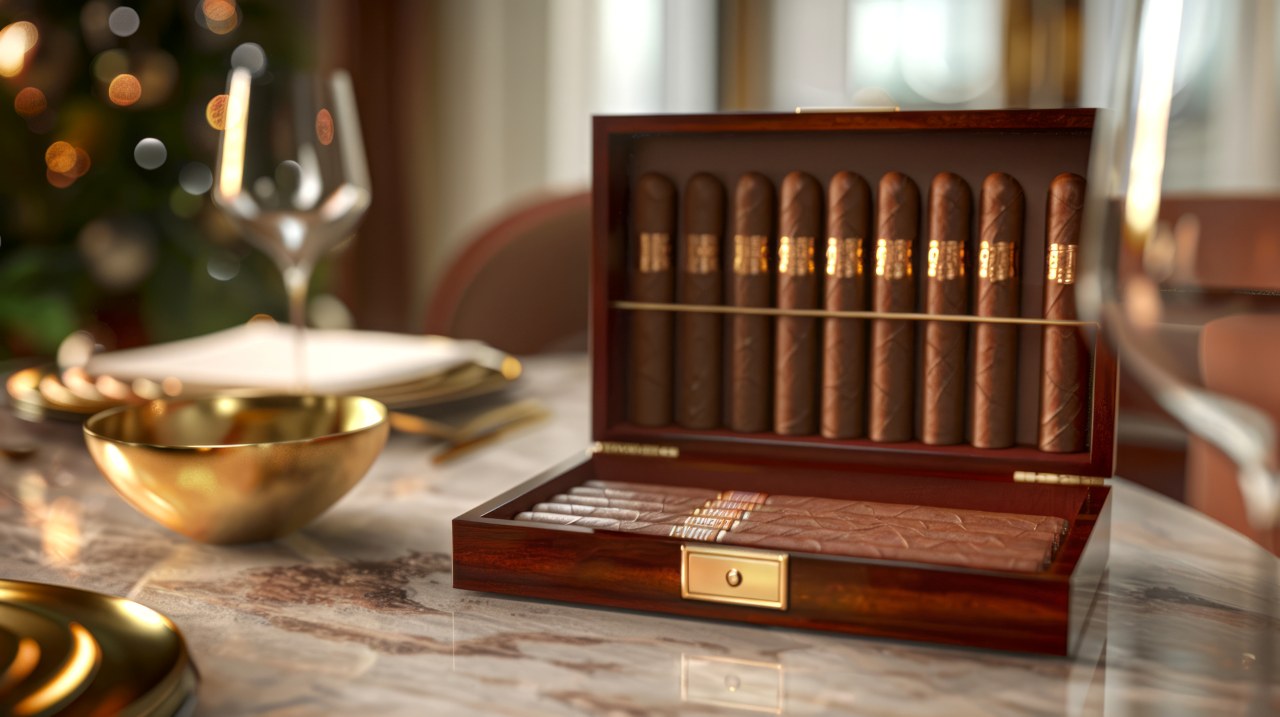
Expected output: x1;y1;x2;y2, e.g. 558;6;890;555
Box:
869;172;919;442
775;171;823;435
726;172;775;432
675;173;725;429
627;172;676;426
971;172;1024;448
821;171;871;438
1038;172;1089;452
922;172;972;445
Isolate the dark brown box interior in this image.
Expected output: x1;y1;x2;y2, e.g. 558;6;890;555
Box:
454;109;1114;656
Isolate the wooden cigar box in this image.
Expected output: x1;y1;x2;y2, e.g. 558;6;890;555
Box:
453;109;1114;655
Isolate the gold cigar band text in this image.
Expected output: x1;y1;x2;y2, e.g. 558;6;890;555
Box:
778;236;816;276
978;240;1016;282
685;233;719;275
638;232;671;273
927;239;965;280
826;237;864;278
1047;243;1076;284
874;238;913;279
732;234;769;276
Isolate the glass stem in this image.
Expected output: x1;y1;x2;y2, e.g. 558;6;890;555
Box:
282;264;311;394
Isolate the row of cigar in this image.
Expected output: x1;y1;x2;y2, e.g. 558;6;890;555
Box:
626;169;1090;452
515;480;1069;572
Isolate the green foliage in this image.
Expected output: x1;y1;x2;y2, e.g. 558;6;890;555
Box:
0;0;313;359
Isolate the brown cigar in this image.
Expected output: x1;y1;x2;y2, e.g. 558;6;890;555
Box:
516;511;1049;572
538;497;1058;551
822;172;871;439
775;171;823;435
726;173;775;433
628;173;676;426
869;172;919;442
1039;173;1089;452
579;481;1068;536
971;173;1024;448
922;173;971;445
676;173;725;429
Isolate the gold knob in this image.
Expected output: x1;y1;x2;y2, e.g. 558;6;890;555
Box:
725;569;742;587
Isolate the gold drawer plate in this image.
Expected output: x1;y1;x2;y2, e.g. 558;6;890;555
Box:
681;545;789;610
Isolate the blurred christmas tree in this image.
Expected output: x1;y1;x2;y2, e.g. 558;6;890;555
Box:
0;0;327;360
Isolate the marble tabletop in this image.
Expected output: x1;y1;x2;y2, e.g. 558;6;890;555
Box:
1;353;1277;716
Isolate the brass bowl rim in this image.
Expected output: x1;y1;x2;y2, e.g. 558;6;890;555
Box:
82;393;388;450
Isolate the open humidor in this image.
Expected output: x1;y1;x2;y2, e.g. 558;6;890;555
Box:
453;109;1115;655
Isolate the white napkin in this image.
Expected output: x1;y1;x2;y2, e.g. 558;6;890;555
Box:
85;322;476;394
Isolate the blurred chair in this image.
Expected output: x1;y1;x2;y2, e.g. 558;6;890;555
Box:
424;192;590;355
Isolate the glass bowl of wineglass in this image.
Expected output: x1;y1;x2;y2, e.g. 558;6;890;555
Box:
213;66;372;389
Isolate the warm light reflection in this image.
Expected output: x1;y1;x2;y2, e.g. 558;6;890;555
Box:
161;376;183;396
205;94;228;130
14;87;46;117
42;496;82;566
45;141;76;173
13;622;101;716
218;69;251;198
0;21;38;78
96;375;132;401
108;73;142;106
1123;0;1183;248
315;108;334;146
2;638;41;694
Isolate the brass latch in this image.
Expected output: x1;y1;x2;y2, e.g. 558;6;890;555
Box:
681;545;788;610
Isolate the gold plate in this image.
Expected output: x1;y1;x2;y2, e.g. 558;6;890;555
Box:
6;350;520;421
0;580;197;716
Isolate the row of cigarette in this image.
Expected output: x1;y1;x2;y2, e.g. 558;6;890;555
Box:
516;481;1068;572
624;169;1090;452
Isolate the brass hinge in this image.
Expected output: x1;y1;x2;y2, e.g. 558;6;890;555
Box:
1013;471;1108;486
591;441;680;459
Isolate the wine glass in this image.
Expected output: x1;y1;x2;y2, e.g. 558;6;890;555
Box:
1080;0;1278;707
212;66;372;390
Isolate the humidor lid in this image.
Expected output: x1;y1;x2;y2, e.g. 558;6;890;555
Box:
590;109;1116;484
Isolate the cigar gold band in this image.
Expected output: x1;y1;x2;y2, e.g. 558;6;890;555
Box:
685;233;719;275
1048;243;1077;284
733;234;769;275
978;240;1016;282
875;238;913;279
638;232;671;273
669;525;724;542
693;507;747;521
927;239;965;280
826;236;864;278
778;236;816;276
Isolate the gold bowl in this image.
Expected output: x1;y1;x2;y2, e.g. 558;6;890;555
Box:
83;394;389;544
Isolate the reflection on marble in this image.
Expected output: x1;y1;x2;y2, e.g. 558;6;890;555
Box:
1;354;1277;716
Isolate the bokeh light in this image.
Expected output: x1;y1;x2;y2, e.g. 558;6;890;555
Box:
92;49;128;83
47;169;76;189
107;7;140;38
315;109;334;146
206;252;240;281
108;73;142;106
14;87;47;117
0;21;38;77
230;42;266;76
69;148;92;178
77;219;157;290
45;141;76;173
205;94;228;130
179;162;214;195
133;138;167;170
200;0;239;35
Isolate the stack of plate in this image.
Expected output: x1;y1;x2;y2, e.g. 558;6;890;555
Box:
0;580;197;716
6;323;521;421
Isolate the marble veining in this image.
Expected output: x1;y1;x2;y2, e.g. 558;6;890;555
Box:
1;353;1277;716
